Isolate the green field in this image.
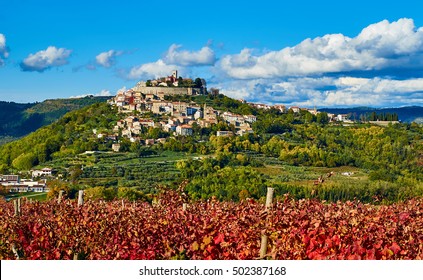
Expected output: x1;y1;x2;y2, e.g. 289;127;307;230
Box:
36;150;200;193
5;192;47;202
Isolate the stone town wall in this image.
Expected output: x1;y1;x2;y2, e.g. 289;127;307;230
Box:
132;86;205;96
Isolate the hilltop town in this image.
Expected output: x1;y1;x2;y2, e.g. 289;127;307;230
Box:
104;70;358;151
106;70;258;151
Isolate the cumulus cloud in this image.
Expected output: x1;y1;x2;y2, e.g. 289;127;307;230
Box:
218;18;423;79
96;50;123;68
128;59;180;80
0;34;10;66
126;44;215;80
70;89;113;99
164;44;216;66
210;18;423;107
116;86;127;94
20;46;72;72
354;19;423;57
215;76;423;107
72;50;128;72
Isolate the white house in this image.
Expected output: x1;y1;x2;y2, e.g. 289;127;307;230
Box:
139;119;155;127
32;168;52;178
176;125;193;136
164;123;177;132
290;106;301;113
236;129;254;136
194;110;203;120
216;131;234;137
336;114;349;122
243;115;257;123
112;144;121;152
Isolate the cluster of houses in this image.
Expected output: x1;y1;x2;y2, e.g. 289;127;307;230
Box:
0;169;52;193
247;102;350;122
104;72;261;151
104;70;355;151
109;70;206;114
220;112;256;135
104;99;257;151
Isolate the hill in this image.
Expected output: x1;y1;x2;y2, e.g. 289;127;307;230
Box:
0;92;422;204
0;102;119;171
0;96;110;144
319;106;423;123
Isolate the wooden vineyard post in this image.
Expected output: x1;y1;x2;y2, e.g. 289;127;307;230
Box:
17;198;21;216
74;190;84;259
183;203;187;211
260;234;268;259
260;187;274;259
58;190;64;204
265;188;274;210
78;190;84;207
11;244;20;260
14;199;19;217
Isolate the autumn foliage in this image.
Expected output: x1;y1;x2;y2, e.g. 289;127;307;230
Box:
1;191;422;260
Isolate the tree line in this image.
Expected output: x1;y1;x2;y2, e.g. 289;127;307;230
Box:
367;111;399;121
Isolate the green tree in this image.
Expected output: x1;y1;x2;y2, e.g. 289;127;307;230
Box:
177;76;184;86
316;112;329;124
69;165;83;183
194;78;203;88
117;187;145;201
47;180;70;200
85;186;117;201
12;152;37;170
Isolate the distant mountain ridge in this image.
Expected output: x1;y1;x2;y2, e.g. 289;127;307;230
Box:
319;106;423;123
0;96;109;144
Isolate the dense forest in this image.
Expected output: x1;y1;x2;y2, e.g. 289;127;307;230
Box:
0;96;109;144
0;102;119;172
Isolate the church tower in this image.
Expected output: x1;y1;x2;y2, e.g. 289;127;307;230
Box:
172;70;178;79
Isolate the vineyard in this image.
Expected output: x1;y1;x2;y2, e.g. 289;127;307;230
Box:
1;190;422;260
46;151;186;193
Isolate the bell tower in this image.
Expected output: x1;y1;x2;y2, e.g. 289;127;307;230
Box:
172;70;178;79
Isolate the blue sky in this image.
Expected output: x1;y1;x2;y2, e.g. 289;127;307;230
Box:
1;0;423;107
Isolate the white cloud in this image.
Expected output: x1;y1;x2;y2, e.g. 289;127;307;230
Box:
210;79;262;100
116;86;126;94
327;77;423;106
210;18;423;107
70;89;113;99
217;18;423;79
354;18;423;57
164;44;216;66
126;44;215;80
0;33;9;66
97;89;112;96
214;76;423;107
95;50;122;68
21;46;72;72
128;59;180;80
